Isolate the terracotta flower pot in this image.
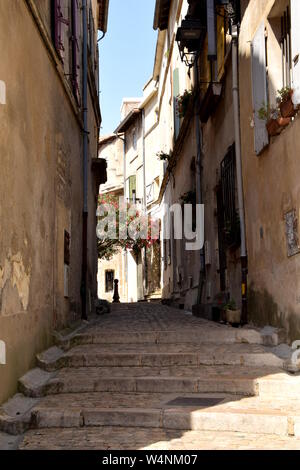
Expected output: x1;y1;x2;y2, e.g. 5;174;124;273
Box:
280;92;296;118
266;117;290;136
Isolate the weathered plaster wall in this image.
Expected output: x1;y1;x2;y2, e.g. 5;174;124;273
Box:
239;0;300;342
201;63;242;310
0;0;99;403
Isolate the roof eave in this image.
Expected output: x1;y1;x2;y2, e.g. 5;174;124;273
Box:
153;0;171;31
114;109;141;134
98;0;109;33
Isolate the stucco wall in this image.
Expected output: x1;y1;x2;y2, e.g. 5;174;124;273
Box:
239;0;300;342
0;0;100;404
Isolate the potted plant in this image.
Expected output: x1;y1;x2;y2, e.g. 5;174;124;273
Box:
258;103;290;137
277;87;296;118
156;151;172;162
179;190;196;205
223;299;241;326
176;89;193;119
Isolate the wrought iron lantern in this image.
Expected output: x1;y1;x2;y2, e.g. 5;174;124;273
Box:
176;18;206;68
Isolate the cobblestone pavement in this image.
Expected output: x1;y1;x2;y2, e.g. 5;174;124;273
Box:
19;427;300;450
2;303;300;450
86;304;237;333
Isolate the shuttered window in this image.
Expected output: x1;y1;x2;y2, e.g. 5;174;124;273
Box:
51;0;69;61
128;175;136;201
291;0;300;100
173;68;180;141
89;7;95;67
71;0;81;105
251;22;269;155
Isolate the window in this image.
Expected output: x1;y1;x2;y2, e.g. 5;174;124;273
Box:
70;0;81;105
280;6;292;88
251;1;300;154
105;270;114;292
267;2;292;102
220;144;240;249
128;175;136;202
51;0;69;61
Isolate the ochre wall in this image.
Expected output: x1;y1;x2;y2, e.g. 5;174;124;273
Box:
0;0;100;403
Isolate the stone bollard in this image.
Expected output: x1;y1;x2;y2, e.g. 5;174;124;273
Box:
113;279;120;303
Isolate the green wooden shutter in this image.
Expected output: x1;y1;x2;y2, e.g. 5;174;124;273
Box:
129;175;136;200
173;68;180;140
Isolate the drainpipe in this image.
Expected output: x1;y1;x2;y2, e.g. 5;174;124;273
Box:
232;24;248;324
142;109;148;298
81;0;88;320
194;58;205;306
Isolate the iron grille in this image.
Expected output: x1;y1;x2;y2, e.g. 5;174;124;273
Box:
220;144;240;249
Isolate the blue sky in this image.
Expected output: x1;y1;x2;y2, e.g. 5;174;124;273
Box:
99;0;157;136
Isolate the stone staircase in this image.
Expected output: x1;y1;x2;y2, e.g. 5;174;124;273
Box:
1;304;300;450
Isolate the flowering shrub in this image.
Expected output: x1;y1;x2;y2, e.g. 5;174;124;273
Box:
97;194;160;260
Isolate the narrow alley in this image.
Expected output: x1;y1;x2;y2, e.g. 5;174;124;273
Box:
2;0;300;455
1;303;300;450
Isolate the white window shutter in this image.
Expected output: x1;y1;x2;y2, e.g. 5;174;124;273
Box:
251;22;269;155
291;0;300;104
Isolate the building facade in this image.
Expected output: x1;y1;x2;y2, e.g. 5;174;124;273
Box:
97;134;127;303
0;0;108;404
152;0;244;314
239;0;300;342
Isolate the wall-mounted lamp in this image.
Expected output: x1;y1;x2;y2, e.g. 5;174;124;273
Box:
175;18;206;68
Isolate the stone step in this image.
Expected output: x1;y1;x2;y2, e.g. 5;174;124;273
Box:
19;365;286;397
258;374;300;400
37;343;290;372
19;364;300;399
0;394;40;435
0;431;21;450
60;325;285;349
18;426;300;450
3;391;300;438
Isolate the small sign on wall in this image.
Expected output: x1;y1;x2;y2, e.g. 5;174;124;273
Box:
285;209;300;257
0;340;6;365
